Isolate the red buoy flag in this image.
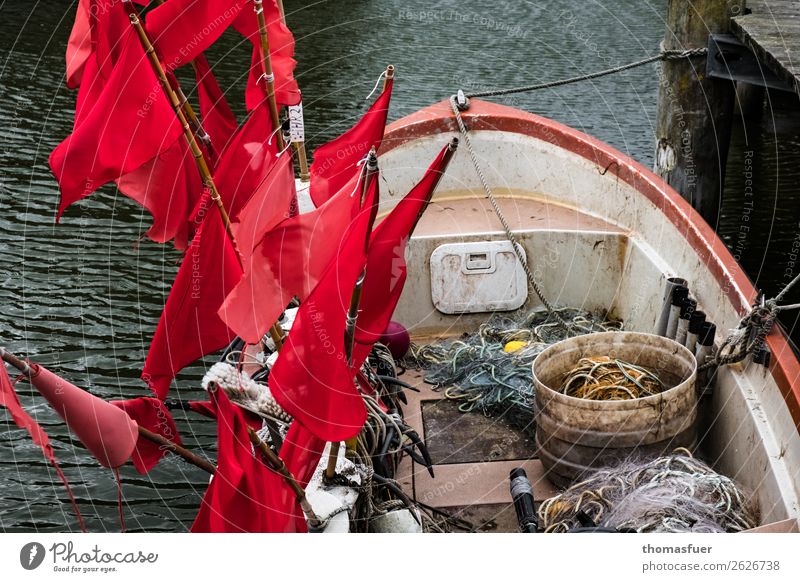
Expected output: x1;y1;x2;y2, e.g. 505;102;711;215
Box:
219;171;363;344
50;25;184;220
308;77;393;208
111;397;182;474
145;0;245;72
193;54;238;165
191;388;301;532
267;173;379;441
350;142;455;369
142;210;242;399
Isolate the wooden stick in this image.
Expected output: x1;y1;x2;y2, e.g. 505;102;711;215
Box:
324;441;340;479
137;426;216;474
383;64;395;91
253;0;285;151
123;2;285;351
123;2;234;238
247;426;322;528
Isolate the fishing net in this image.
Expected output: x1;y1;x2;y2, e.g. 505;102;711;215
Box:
539;449;758;533
406;307;622;429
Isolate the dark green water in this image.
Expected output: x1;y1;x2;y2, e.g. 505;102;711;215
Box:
0;0;798;531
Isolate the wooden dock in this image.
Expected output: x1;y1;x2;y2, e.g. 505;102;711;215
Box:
732;0;800;95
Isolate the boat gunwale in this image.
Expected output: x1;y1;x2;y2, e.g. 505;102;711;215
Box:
380;98;800;431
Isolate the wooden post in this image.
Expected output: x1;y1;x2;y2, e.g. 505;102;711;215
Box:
253;0;285;151
655;0;744;226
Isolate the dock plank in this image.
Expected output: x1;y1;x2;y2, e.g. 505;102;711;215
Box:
732;0;800;93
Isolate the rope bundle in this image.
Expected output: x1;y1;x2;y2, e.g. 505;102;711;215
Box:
539;450;758;533
560;357;665;401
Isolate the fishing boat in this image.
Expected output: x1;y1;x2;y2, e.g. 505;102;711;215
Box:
360;97;800;532
3;0;800;535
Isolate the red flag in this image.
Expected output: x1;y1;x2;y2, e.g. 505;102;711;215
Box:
1;364;86;529
191;388;301;532
111;397;182;474
142;210;242;399
193;54;238;164
267;174;379;441
115;139;204;250
350;143;454;369
145;0;244;72
51;26;184;220
66;0;91;89
233;0;300;109
219;172;363;344
308;78;393;208
213;102;279;218
231;151;297;262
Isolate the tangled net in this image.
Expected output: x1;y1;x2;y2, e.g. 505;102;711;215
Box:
539;450;758;533
561;357;666;400
407;308;622;428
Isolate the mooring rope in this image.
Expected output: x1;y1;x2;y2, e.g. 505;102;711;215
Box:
448;48;708;328
449;95;567;326
466;48;708;99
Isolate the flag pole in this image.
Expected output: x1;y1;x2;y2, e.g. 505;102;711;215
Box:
343;149;379;367
122;2;233;237
253;0;285;151
122;1;285;351
151;0;215;157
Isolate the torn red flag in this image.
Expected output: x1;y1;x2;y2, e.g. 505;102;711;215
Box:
142;210;242;399
308;77;392;208
51;25;184;220
233;0;300;109
219;171;362;344
193;54;238;165
191;388;301;532
267;173;379;441
1;364;85;530
350;142;455;370
145;0;244;72
111;397;182;474
213;102;280;218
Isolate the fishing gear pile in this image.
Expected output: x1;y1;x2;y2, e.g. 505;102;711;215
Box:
539;450;758;533
560;357;666;401
408;308;622;427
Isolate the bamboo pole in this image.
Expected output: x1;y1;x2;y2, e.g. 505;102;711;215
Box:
122;1;233;237
247;426;322;528
253;0;285;151
383;64;395;91
152;0;214;157
122;2;285;350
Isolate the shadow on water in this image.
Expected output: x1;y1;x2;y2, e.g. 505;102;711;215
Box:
0;0;798;531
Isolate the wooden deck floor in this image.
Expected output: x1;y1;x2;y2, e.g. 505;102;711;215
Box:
395;370;559;533
732;0;800;94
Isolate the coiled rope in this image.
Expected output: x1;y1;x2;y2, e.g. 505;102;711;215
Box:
449;48;708;329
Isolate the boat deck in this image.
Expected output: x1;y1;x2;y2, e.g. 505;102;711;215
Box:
396;369;559;533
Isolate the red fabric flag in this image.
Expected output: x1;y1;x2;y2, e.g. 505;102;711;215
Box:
187;399;265;431
51;25;184;220
111;397;182;474
1;364;86;530
115;139;204;250
231;151;296;262
145;0;244;72
219;171;363;344
66;0;92;89
308;78;393;208
191;388;301;532
193;54;238;164
267;175;379;441
212;102;278;218
233;0;300;109
350;144;452;370
142;210;242;399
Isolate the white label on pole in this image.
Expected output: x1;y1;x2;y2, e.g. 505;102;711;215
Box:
288;103;304;143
